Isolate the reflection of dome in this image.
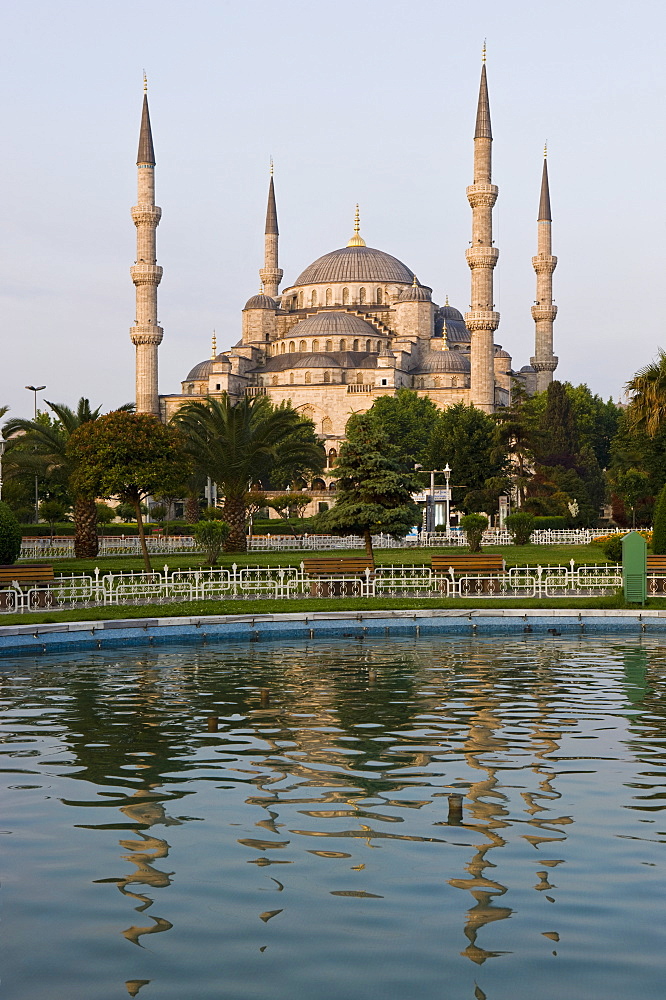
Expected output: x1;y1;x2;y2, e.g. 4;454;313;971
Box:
415;350;471;373
185;355;230;381
397;281;432;302
293;246;414;286
244;293;276;310
289;311;378;337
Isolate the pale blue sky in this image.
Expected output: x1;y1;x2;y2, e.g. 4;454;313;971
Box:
1;0;664;420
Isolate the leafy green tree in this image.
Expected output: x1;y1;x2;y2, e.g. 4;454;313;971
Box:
652;483;666;555
3;398;132;558
426;403;506;514
173;395;325;552
460;513;488;553
95;502;115;526
363;389;439;467
505;511;535;545
68;412;192;571
39;499;68;537
194;520;230;565
0;501;21;564
313;414;420;560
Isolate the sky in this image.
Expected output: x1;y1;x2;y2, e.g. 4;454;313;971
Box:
1;0;664;421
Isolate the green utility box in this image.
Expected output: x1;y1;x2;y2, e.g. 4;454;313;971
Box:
622;531;647;604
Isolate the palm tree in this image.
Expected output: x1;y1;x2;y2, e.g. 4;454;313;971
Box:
3;398;132;557
625;349;666;437
173;395;325;551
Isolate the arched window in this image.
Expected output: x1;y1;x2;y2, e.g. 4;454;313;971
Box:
290;372;294;384
298;291;304;308
299;340;306;352
188;383;194;395
356;372;363;384
280;342;286;355
434;376;441;387
359;287;366;304
328;448;337;469
365;339;371;352
305;371;311;384
376;287;383;304
310;289;317;306
352;339;359;351
340;339;346;351
322;416;332;433
451;375;458;387
311;478;326;491
325;340;333;352
326;288;332;305
342;287;349;305
376;340;381;352
324;371;331;383
272;375;278;386
312;339;319;352
328;480;337;492
289;341;295;353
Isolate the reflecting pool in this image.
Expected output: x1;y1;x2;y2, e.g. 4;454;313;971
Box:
1;635;665;999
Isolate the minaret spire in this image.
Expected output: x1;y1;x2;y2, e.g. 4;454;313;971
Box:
129;79;163;415
259;163;283;298
465;51;499;413
530;147;558;390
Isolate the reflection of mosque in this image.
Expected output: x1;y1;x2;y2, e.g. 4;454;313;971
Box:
37;638;655;987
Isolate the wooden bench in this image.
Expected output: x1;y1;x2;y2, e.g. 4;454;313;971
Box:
647;556;666;571
431;555;505;575
647;556;666;593
0;564;55;586
302;557;374;597
0;565;55;610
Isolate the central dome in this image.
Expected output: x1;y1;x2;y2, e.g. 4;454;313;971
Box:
293;245;414;286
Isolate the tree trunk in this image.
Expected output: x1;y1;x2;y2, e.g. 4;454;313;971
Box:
223;496;247;552
73;496;99;558
185;495;200;524
363;528;374;563
133;497;152;571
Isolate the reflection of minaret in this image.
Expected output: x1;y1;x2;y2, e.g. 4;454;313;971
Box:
259;164;283;298
130;75;163;415
466;48;499;414
530;148;559;390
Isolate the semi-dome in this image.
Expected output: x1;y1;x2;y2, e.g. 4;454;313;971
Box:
440;303;465;322
243;292;276;310
289;311;378;337
292;246;414;286
185;354;230;381
415;350;471;374
397;280;432;302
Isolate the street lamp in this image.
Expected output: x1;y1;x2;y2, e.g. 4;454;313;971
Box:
25;385;46;524
0;428;5;502
415;465;453;534
443;463;451;534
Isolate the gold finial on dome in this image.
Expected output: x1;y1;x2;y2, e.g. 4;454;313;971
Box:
270;156;274;177
346;204;366;247
143;70;148;94
544;141;548;159
482;39;486;64
445;294;449;306
412;275;418;287
211;330;217;359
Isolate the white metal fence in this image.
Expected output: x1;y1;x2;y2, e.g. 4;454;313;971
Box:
18;527;629;561
0;560;637;615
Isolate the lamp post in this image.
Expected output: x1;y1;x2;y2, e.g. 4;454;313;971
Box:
443;463;451;534
0;429;5;502
415;465;452;534
25;385;46;524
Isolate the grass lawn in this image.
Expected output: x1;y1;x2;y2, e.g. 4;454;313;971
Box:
3;592;660;627
23;543;612;577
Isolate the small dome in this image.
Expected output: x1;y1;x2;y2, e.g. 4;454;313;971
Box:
494;346;511;359
415;350;471;374
185;354;230;381
289;311;378;337
440;303;465;322
397;280;432;302
244;293;276;310
292;246;414;286
519;364;536;373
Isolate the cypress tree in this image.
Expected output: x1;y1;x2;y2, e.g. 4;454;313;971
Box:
651;483;666;554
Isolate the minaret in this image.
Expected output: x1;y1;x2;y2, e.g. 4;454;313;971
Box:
129;76;163;415
259;163;283;298
530;148;558;391
465;48;499;414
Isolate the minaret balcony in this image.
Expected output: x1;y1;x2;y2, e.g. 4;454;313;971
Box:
466;183;498;208
530;356;558;372
130;264;163;285
531;305;558;322
130;324;163;345
132;205;162;226
532;255;557;273
464;310;500;331
465;247;499;268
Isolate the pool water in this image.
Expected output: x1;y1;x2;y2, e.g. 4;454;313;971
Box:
1;635;665;1000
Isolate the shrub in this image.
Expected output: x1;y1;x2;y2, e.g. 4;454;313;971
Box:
200;506;228;521
460;513;488;553
601;534;624;562
532;516;567;530
652;483;666;555
0;502;22;564
505;511;535;545
95;502;115;525
194;519;230;564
